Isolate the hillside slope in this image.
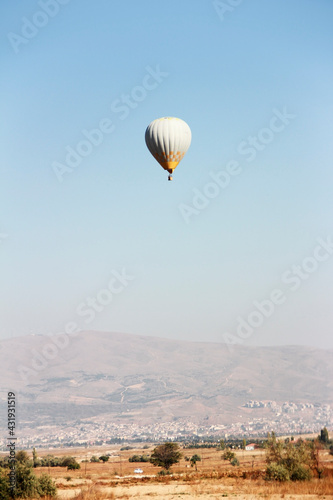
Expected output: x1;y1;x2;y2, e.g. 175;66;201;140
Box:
0;331;332;427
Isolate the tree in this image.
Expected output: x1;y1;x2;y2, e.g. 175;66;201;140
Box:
15;451;29;465
67;463;80;471
12;464;40;499
241;438;246;450
265;433;312;482
309;440;324;479
150;442;182;471
11;463;56;498
32;448;39;468
40;455;57;467
219;439;226;450
37;473;57;496
0;469;10;500
319;427;329;445
222;450;235;461
90;456;100;463
99;456;109;463
266;463;290;482
190;454;201;471
61;457;80;470
129;455;150;463
0;458;9;469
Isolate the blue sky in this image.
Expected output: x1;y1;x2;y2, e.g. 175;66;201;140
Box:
1;0;333;348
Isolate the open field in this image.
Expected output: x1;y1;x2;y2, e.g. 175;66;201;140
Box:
27;444;333;499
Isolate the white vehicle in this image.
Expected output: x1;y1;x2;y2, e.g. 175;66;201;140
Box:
134;468;143;474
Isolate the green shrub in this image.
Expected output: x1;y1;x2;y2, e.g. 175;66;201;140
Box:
265;433;317;482
129;455;150;463
40;455;62;467
37;473;57;496
0;465;56;499
0;469;10;500
61;457;79;468
157;469;169;476
67;463;80;470
290;464;311;481
14;464;41;498
230;458;239;466
0;459;9;470
266;463;290;482
222;450;235;461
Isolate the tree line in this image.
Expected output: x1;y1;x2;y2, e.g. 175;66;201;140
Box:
0;427;331;498
130;427;332;481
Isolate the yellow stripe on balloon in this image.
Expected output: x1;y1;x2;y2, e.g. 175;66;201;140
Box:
159;160;180;172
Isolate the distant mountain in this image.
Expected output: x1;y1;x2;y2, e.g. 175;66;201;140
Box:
0;331;332;428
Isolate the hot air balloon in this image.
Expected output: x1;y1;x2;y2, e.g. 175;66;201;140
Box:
145;117;191;181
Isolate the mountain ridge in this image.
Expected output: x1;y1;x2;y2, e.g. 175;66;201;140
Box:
0;331;332;429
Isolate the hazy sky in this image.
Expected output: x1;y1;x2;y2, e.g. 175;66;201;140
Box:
1;0;333;348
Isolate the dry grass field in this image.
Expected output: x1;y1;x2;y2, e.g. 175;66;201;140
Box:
30;444;333;499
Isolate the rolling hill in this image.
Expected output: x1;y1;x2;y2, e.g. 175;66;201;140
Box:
0;331;332;429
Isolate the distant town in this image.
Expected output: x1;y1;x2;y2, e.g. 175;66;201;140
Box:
1;400;331;450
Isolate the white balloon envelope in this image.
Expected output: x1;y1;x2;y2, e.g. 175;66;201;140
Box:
145;117;191;180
